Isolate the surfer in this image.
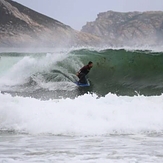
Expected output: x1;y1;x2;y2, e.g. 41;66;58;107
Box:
76;61;93;84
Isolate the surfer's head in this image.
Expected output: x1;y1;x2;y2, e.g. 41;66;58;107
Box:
88;61;93;68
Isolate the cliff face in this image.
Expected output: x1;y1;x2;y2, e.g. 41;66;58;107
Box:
1;1;163;48
0;0;101;48
81;11;163;46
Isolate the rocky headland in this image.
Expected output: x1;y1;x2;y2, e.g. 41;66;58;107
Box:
82;11;163;46
1;0;163;48
0;0;101;48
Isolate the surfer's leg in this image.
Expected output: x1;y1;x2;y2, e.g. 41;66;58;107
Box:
78;73;87;84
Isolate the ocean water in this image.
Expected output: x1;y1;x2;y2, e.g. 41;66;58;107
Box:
0;47;163;163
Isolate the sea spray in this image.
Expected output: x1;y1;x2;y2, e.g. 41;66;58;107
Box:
0;93;163;135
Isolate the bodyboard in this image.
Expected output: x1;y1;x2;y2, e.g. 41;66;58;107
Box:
75;81;90;87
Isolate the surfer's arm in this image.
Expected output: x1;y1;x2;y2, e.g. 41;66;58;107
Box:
76;70;81;77
76;65;87;76
76;68;83;76
76;72;79;76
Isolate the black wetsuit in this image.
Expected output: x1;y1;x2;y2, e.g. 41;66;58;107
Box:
78;65;92;84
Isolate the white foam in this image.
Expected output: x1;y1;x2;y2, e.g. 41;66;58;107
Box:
0;52;69;89
0;93;163;135
67;45;163;53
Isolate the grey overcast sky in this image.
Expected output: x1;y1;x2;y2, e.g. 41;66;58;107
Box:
14;0;163;30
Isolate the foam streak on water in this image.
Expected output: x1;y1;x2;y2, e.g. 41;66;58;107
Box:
0;134;163;163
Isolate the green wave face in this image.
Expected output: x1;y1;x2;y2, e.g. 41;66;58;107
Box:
70;49;163;96
1;48;163;97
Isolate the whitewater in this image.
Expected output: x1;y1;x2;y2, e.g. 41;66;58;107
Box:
0;47;163;163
